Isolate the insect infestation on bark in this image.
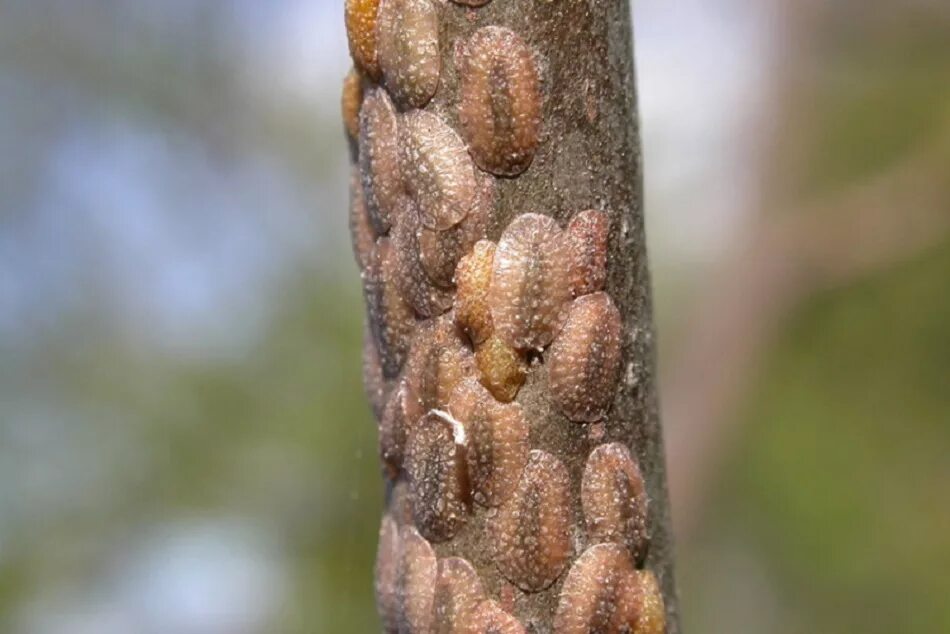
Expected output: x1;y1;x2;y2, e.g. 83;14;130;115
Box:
344;0;677;631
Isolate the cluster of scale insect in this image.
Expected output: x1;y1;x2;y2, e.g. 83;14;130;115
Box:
345;1;666;631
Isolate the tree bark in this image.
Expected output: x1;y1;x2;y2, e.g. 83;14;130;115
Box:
347;1;679;631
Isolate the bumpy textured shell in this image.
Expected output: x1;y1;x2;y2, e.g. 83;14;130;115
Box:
474;334;527;403
582;442;650;563
419;173;493;289
448;378;529;507
434;557;486;634
375;514;400;633
464;600;526;633
564;209;609;297
345;0;382;79
364;238;416;378
552;543;635;634
397;526;439;633
350;167;376;272
548;292;623;422
405;410;471;541
342;67;364;141
402;315;475;424
459;26;542;176
377;0;441;108
392;197;455;318
400;110;477;231
454;240;496;345
488;213;571;351
492;450;573;591
359;88;403;235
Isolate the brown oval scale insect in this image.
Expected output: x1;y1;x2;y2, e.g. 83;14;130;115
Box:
362;321;387;420
459;26;542;176
397;525;438;633
434;557;486;634
341;67;364;142
400;110;477;231
548;291;623;422
391;198;455;318
489;213;571;351
377;0;441;108
419;173;493;289
375;514;401;633
345;0;382;79
492;449;573;591
454;239;496;345
448;378;529;507
405;410;471;542
379;385;409;477
552;543;636;634
464;599;527;634
474;334;527;403
402;315;475;425
350;167;377;271
564;209;609;297
364;237;417;378
389;478;415;527
359;88;404;236
582;442;650;563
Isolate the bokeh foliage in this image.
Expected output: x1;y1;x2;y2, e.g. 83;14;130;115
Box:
0;2;947;633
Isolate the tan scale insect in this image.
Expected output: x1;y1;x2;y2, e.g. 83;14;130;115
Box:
492;449;573;591
401;314;475;425
400;110;477;231
345;0;382;80
341;67;364;142
359;88;403;236
349;167;376;272
582;442;650;563
391;197;455;318
548;291;623;422
418;173;493;289
552;543;637;633
405;410;471;542
363;237;416;378
474;333;527;403
454;239;496;345
464;599;527;634
377;0;441;108
434;557;486;634
375;514;400;633
448;378;529;507
488;213;571;351
459;26;542;176
451;0;493;7
397;526;439;633
619;569;667;634
564;209;609;298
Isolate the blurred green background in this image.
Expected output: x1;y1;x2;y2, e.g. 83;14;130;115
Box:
0;1;947;632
